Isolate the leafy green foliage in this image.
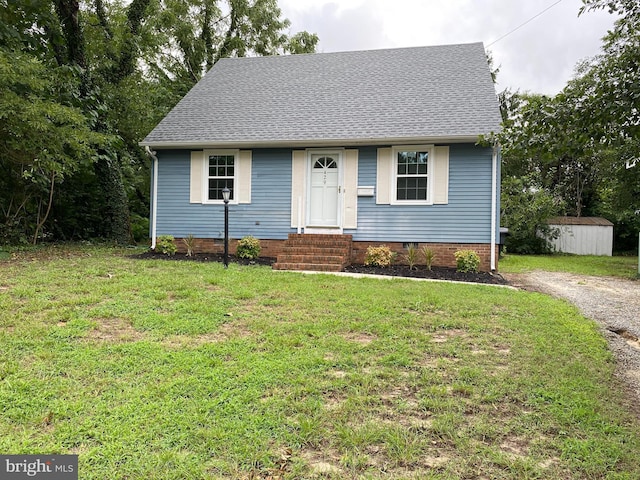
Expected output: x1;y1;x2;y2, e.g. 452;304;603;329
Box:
454;250;480;273
0;0;317;246
364;245;395;268
236;235;261;260
0;50;107;244
493;3;640;253
501;177;562;254
156;235;176;256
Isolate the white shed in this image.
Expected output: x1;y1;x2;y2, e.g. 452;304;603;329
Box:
546;217;614;256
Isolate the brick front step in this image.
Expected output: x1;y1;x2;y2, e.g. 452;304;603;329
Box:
273;262;344;272
281;247;351;256
273;233;352;272
275;254;346;265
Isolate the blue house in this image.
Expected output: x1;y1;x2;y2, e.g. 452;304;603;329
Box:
141;43;502;271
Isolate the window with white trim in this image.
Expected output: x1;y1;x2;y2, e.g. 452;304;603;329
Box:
206;151;236;202
392;145;433;204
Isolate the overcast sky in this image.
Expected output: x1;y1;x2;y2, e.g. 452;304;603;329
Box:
279;0;618;96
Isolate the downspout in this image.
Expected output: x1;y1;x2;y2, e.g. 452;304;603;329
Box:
490;145;498;272
145;146;159;250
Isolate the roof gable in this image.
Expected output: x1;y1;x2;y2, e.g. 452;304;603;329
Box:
142;43;502;147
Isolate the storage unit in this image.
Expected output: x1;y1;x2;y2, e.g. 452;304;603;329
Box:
546;217;614;256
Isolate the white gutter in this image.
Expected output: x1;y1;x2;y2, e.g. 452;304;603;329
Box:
490;146;498;272
145;146;159;250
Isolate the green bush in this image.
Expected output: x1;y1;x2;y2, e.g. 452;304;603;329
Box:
422;246;436;271
130;214;150;244
501;177;561;254
364;245;396;268
236;235;261;260
156;235;177;256
454;250;480;273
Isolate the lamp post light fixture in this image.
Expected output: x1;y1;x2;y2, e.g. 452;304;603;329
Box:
222;187;230;269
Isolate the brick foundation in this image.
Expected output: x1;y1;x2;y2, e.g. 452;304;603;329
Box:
350;242;498;272
167;237;499;272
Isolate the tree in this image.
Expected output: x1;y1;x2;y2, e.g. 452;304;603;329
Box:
578;0;640;250
493;1;639;252
0;0;317;245
0;50;105;244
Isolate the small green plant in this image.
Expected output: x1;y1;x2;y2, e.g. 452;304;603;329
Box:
236;235;261;260
364;245;396;268
182;234;196;257
422;246;436;271
156;235;177;256
455;250;480;273
403;243;419;270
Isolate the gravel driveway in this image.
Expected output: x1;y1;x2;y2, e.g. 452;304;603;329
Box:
505;271;640;409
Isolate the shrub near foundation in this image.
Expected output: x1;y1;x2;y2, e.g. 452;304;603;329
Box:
182;234;196;257
364;245;396;267
455;250;480;273
403;243;420;270
156;235;177;256
236;236;261;260
422;247;436;271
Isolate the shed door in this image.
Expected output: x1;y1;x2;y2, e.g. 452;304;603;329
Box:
309;154;340;226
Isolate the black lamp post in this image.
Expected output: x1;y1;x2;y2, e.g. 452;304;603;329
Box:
222;187;230;268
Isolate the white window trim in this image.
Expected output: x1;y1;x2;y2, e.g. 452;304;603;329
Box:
390;144;434;205
202;149;240;204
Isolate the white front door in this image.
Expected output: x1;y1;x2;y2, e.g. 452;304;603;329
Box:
309;153;340;227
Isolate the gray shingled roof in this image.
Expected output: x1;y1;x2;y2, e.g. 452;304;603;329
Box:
142;43;502;147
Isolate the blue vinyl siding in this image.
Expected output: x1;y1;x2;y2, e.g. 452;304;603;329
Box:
154;144;497;243
156;149;293;240
347;144;494;243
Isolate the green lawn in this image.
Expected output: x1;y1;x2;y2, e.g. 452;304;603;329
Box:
1;246;639;479
500;253;639;278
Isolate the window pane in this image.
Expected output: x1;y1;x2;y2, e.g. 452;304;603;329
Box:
208;179;234;200
407;163;417;175
209;154;235;180
397;178;407;200
396;177;428;201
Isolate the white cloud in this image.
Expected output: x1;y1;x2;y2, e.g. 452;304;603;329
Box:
280;0;618;95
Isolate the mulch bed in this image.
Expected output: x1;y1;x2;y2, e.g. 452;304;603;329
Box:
343;264;507;285
133;251;276;266
132;252;508;285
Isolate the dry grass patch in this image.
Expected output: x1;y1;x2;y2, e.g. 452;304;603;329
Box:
87;317;145;342
430;328;468;343
341;332;377;345
161;319;255;348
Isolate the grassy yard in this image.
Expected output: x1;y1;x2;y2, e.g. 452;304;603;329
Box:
1;246;639;479
500;253;639;278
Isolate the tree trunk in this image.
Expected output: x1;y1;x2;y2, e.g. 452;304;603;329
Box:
32;172;56;244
